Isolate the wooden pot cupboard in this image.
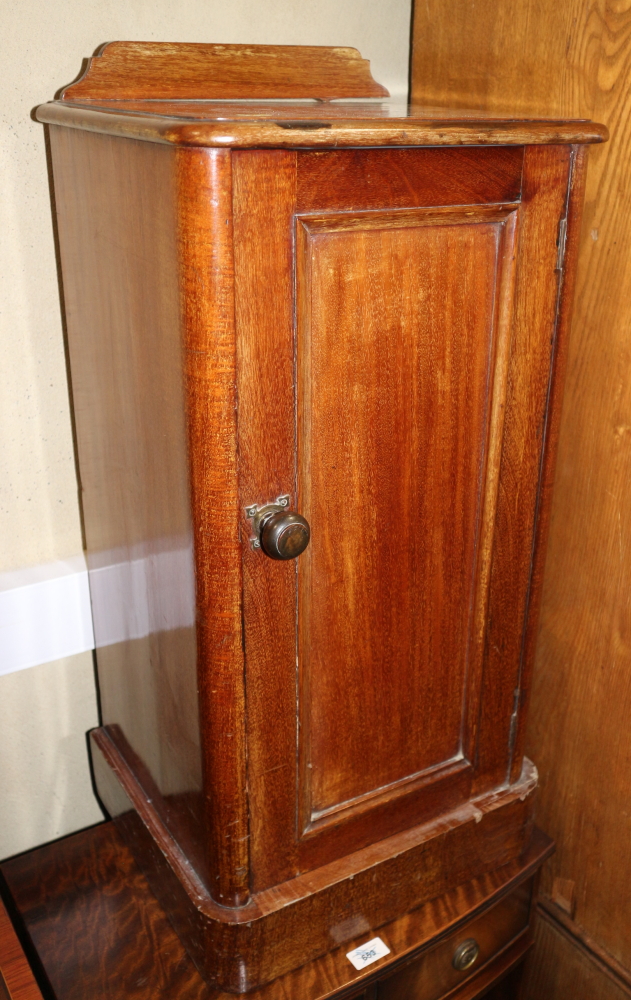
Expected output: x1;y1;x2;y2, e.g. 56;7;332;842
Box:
35;42;607;997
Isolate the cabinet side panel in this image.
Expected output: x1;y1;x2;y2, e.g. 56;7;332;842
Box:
48;127;206;880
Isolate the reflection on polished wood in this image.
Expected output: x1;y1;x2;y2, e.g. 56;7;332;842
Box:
48;125;207;884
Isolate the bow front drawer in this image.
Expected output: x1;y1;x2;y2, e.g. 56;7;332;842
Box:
377;878;532;1000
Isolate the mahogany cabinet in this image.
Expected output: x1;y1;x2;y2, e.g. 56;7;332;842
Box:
36;42;607;994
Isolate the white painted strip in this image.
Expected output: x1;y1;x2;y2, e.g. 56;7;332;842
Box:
88;544;195;648
0;556;95;676
0;542;197;676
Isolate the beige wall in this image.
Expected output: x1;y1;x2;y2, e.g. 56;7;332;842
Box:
0;2;411;859
0;655;101;859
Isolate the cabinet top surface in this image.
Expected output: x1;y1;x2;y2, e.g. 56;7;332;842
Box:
35;41;607;147
36;98;608;147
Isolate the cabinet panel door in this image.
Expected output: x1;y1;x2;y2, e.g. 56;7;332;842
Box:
296;206;516;837
233;147;571;891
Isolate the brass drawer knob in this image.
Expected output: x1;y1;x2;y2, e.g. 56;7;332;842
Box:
452;938;480;972
260;511;310;560
245;495;311;560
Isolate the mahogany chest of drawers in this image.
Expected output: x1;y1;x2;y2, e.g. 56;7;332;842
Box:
36;41;606;994
1;821;553;999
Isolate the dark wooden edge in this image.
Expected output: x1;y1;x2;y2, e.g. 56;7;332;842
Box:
0;970;11;1000
59;42;389;101
34;103;610;147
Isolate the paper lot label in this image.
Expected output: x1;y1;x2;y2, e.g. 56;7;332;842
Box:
346;936;391;971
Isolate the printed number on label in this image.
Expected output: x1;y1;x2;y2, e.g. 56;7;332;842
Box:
346;937;391;971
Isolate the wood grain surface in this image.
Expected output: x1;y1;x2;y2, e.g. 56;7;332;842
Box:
0;898;43;1000
376;880;530;999
48;127;251;907
295;205;514;825
538;897;631;994
176;146;249;908
4;825;209;1000
1;823;552;1000
411;0;631;987
522;909;631;999
60;42;389;101
230;144;573;889
91;722;540;991
232;150;299;894
296;148;524;212
36;101;608;147
46;123;561;988
56;130;575;987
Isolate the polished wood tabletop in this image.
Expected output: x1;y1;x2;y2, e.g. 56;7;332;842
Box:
1;822;552;1000
0;896;43;1000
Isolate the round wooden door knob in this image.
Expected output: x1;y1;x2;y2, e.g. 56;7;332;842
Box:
259;511;310;560
452;939;480;972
